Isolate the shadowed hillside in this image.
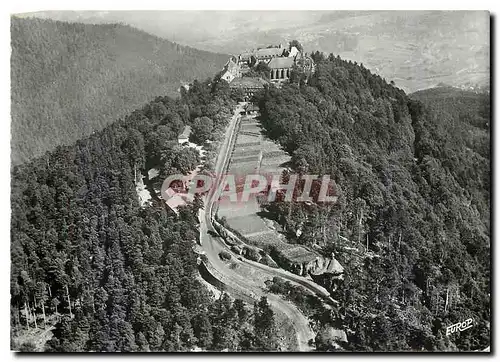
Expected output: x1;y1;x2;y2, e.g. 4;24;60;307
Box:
11;17;228;164
255;53;490;351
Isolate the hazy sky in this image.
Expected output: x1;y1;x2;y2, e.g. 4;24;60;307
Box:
19;10;329;44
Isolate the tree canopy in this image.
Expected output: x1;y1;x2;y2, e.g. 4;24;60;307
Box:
255;54;490;351
11;16;228;164
11;74;281;352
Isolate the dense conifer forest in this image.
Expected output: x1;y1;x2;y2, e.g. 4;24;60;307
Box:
255;52;490;351
10;78;281;352
11;17;228;164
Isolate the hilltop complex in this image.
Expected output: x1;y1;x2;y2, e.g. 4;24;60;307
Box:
220;42;314;98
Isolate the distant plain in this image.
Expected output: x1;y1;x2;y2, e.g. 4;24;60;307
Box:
26;10;490;93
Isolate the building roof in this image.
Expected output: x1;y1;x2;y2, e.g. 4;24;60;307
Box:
225;58;239;73
246;103;259;112
220;69;235;80
268;57;295;69
178;125;191;139
280;246;318;264
325;258;344;274
255;47;284;58
225;55;238;65
229;77;268;89
164;187;177;199
165;194;190;214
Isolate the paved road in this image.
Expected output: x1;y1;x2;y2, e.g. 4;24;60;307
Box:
198;103;315;351
242;258;334;300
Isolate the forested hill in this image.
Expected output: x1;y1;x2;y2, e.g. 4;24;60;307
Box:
11;17;228;164
256;53;490;351
11;77;284;352
409;86;490;226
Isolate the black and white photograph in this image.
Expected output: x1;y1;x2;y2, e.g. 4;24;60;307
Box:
8;7;491;353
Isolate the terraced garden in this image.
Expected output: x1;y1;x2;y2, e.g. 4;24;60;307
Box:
217;111;291;249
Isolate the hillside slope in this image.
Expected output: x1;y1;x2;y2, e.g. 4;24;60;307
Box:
11;17;228;164
255;54;490;351
11;74;288;352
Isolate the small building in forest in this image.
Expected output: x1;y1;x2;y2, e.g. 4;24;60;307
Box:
239;52;254;66
271;245;320;276
178;125;192;144
165;193;189;215
271;245;344;277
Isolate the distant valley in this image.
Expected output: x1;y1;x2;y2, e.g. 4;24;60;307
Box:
25;10;490;93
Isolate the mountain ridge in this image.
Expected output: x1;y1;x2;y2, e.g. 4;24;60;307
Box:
11;16;228;164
